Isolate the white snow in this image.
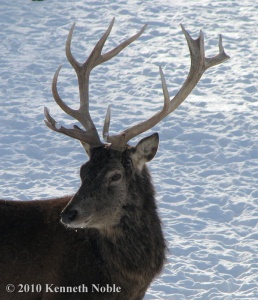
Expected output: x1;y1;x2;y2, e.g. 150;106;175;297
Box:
1;0;258;299
54;122;62;130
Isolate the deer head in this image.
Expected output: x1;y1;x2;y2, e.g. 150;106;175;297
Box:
44;18;229;229
60;133;158;229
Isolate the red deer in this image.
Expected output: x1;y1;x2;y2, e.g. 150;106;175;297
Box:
0;18;229;300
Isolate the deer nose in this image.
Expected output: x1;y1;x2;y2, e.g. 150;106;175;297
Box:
61;209;78;224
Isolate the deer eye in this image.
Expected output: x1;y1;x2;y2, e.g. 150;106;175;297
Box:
125;158;132;167
111;174;122;182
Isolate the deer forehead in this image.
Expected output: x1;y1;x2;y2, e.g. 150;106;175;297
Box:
80;149;130;179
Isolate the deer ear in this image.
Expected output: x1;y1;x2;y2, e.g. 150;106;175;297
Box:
132;133;159;170
80;141;91;157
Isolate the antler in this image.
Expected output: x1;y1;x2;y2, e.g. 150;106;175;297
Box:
105;25;230;150
44;18;147;149
45;20;229;152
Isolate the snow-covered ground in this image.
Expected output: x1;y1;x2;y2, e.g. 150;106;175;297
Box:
1;0;258;299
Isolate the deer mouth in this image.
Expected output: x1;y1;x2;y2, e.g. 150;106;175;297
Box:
67;213;93;228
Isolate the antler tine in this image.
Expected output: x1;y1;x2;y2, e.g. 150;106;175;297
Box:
205;34;229;68
103;105;111;142
100;22;148;65
159;66;170;112
44;107;100;146
107;25;230;149
52;65;78;117
66;22;81;71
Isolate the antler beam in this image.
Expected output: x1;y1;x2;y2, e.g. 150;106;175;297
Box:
44;18;147;149
105;24;230;149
